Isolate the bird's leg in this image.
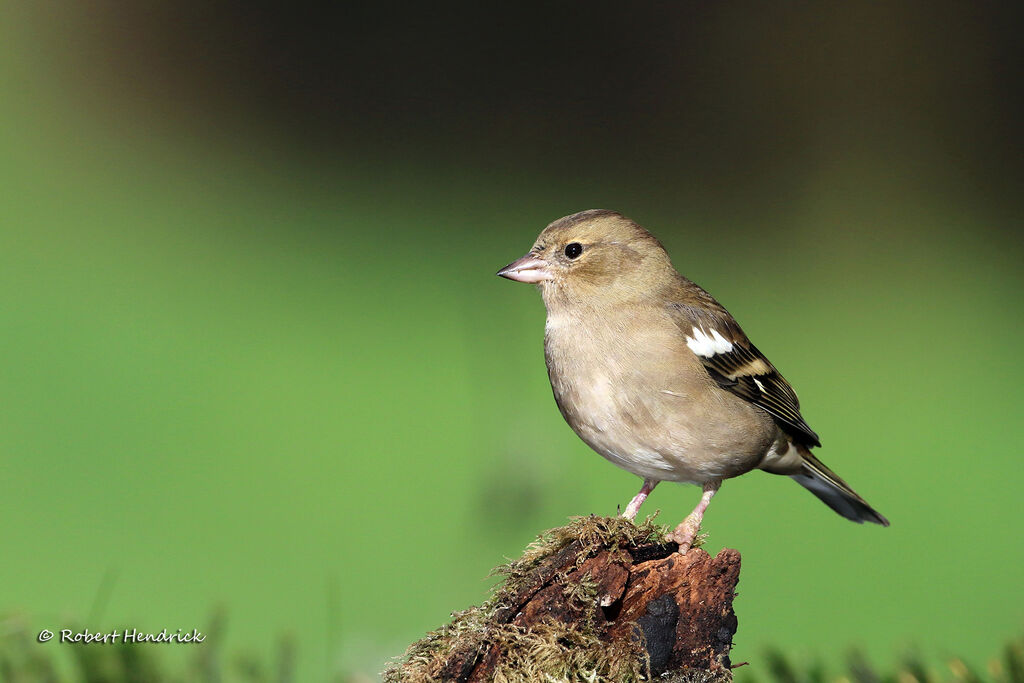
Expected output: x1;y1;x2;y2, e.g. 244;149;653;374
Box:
669;480;721;554
621;479;658;521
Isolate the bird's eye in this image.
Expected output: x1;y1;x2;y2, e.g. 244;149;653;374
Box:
564;243;583;259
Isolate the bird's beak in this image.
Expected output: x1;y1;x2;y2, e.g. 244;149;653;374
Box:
496;253;552;283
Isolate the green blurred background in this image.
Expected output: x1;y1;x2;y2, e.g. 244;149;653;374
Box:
1;2;1021;680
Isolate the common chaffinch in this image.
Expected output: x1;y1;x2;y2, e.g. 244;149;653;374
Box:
498;209;888;553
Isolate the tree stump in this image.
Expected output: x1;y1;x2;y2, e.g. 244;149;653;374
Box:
384;516;741;683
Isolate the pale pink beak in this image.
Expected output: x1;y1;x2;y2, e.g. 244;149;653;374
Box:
496;253;552;283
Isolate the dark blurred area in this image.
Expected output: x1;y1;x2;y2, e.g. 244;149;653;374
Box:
44;1;1024;219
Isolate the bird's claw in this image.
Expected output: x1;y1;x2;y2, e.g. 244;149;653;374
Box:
669;516;701;555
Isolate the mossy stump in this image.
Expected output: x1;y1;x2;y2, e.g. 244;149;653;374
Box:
385;516;740;683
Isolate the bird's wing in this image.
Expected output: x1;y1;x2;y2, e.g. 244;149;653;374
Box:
668;300;822;447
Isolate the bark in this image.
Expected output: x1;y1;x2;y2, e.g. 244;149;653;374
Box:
386;521;741;682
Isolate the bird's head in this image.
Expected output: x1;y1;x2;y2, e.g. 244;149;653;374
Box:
497;209;675;309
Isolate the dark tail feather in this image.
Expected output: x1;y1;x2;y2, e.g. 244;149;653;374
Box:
791;450;889;526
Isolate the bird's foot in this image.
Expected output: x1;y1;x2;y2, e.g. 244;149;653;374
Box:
669;480;720;554
621;493;647;521
621;479;658;522
668;515;702;554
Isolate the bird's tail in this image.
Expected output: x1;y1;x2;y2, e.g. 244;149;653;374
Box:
791;447;889;526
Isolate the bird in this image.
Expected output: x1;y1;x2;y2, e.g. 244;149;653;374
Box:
496;209;888;553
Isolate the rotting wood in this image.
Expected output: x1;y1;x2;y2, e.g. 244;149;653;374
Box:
384;516;740;683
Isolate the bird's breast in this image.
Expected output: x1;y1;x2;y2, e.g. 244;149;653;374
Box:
543;312;684;479
545;313;632;425
542;309;774;483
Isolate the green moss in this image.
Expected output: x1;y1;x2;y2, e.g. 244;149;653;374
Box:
496;514;669;583
561;570;601;609
383;515;671;683
488;618;646;683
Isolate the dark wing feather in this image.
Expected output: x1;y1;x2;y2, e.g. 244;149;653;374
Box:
669;298;821;447
701;340;821;447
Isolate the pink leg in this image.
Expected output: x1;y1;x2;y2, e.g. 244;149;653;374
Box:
669;480;721;554
621;479;658;521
